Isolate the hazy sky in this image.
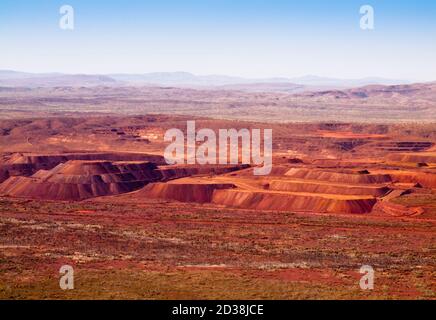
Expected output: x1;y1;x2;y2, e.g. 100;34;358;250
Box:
1;0;435;81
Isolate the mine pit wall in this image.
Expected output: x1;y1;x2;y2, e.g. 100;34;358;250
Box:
141;183;236;203
387;153;436;163
0;163;37;183
269;180;391;197
157;165;249;181
231;165;289;176
285;168;392;184
0;168;7;183
0;152;167;179
211;190;377;214
387;172;436;189
6;152;167;166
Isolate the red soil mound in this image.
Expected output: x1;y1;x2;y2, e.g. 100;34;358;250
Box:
140;182;236;203
269;180;391;197
0;160;161;200
0;176;146;201
285;168;392;184
211;190;377;214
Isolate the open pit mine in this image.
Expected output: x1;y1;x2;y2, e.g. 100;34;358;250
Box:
0;116;435;217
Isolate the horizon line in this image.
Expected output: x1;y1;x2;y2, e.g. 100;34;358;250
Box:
0;69;430;83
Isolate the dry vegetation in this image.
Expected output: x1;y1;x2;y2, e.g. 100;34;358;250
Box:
0;198;434;299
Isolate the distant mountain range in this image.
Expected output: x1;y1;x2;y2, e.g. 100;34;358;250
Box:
296;82;436;103
0;70;416;92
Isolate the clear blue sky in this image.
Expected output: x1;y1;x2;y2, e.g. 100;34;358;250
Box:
1;0;435;81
